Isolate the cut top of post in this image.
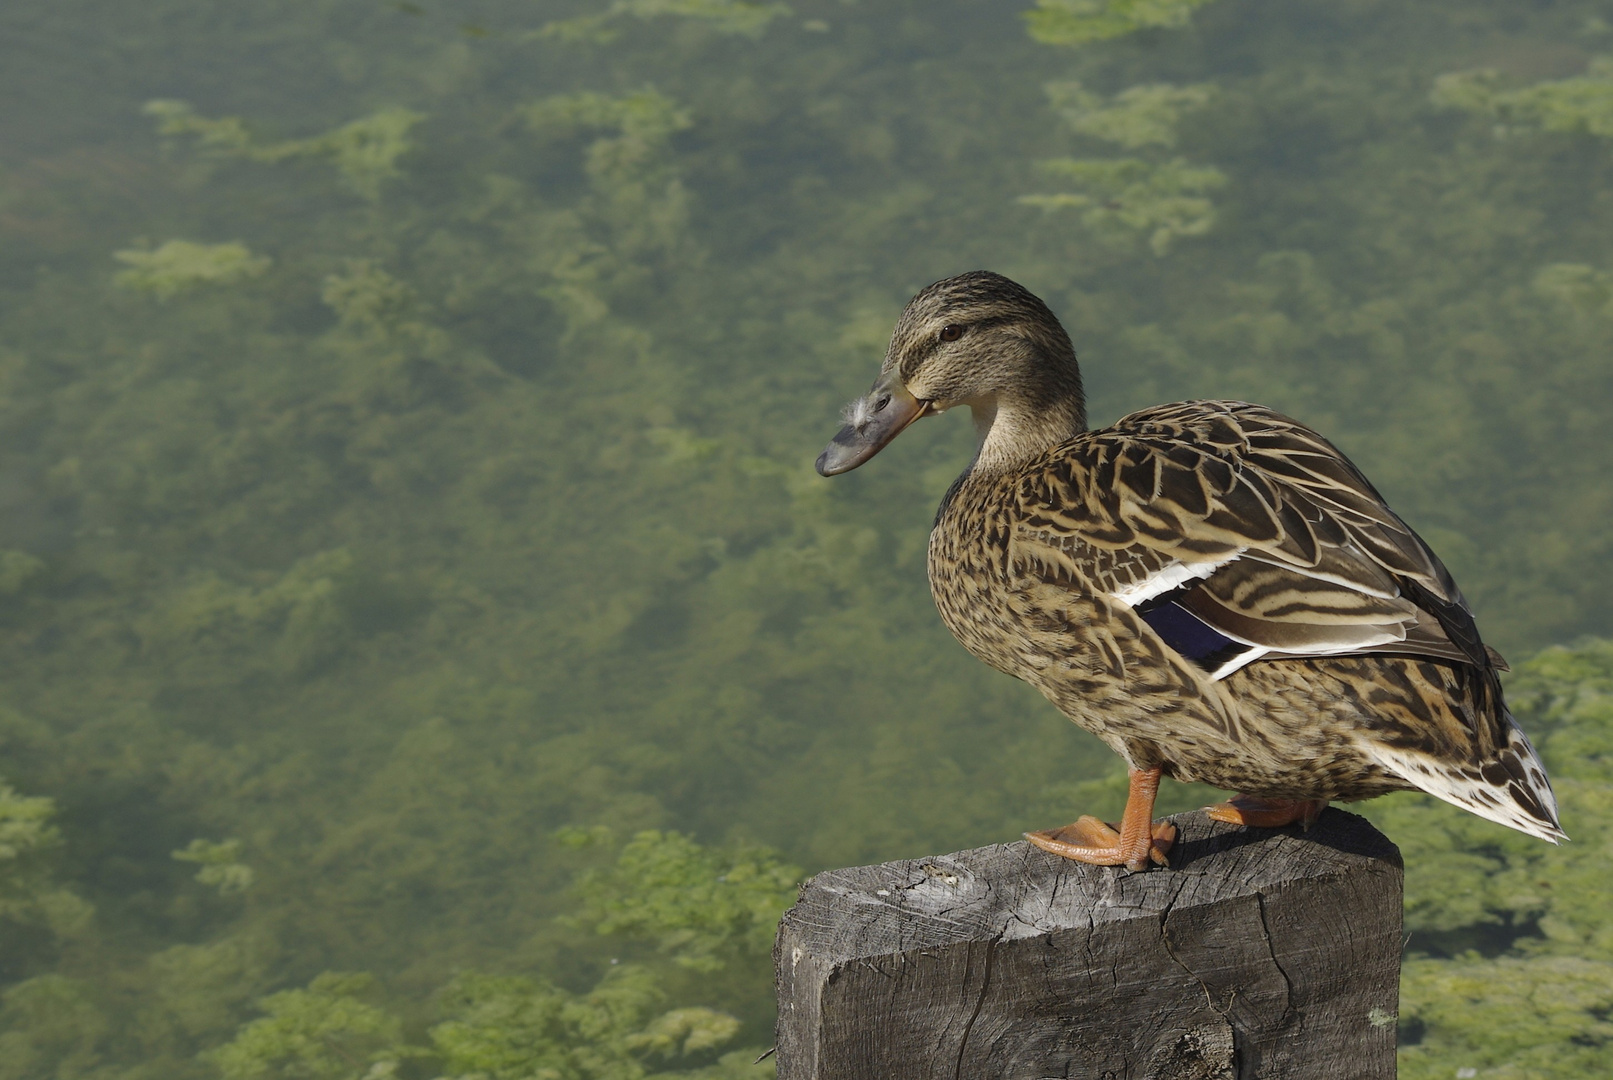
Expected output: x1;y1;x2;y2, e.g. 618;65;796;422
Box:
775;809;1404;1080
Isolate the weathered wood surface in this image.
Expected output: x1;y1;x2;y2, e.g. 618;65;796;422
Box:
775;809;1402;1080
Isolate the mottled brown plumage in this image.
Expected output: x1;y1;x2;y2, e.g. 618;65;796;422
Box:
817;270;1563;868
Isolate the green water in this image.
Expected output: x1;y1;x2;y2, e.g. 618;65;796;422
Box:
0;0;1611;1076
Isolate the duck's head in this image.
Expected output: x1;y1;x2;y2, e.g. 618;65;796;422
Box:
816;270;1086;477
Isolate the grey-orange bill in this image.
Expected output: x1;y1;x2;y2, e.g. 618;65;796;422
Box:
816;372;933;476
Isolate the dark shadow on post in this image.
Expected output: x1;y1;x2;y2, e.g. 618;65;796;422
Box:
774;809;1402;1080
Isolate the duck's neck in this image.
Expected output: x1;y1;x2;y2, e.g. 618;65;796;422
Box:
967;392;1087;477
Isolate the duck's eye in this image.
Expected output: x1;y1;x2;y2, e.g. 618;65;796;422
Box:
939;325;964;342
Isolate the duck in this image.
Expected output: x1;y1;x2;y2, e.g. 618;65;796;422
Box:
815;270;1564;871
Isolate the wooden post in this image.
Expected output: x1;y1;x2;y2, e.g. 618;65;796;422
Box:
775;809;1402;1080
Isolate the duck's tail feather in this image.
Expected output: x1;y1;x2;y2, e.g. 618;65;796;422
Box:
1370;720;1566;843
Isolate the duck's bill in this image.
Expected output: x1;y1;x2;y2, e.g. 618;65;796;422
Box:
815;378;933;476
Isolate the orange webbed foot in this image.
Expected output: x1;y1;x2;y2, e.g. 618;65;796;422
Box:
1205;794;1328;830
1024;766;1176;871
1026;816;1176;870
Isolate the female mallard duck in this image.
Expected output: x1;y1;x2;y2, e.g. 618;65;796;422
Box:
816;270;1563;871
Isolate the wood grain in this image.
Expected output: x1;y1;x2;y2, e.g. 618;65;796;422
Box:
775;809;1402;1079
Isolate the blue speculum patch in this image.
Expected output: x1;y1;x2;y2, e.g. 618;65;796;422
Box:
1138;595;1250;673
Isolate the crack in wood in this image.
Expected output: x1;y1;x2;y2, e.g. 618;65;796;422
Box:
1254;891;1296;1025
952;932;1001;1080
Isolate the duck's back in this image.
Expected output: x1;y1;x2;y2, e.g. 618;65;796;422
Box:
927;399;1563;841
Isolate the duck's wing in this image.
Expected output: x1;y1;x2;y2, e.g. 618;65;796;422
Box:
1012;399;1489;677
1011;400;1561;841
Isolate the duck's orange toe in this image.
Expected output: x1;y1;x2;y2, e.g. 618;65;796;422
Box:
1025;814;1175;870
1205;794;1328;829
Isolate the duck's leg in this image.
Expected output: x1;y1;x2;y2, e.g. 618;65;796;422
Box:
1025;766;1177;871
1205;794;1328;829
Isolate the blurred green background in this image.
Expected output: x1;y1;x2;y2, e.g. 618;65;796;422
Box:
0;0;1611;1076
